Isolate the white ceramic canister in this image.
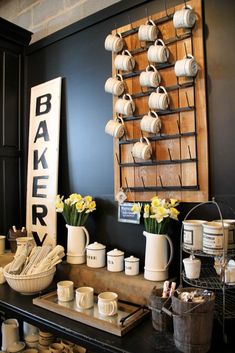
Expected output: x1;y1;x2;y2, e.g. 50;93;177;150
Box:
182;220;207;251
183;255;201;279
214;219;235;251
124;255;139;276
107;248;124;272
202;221;230;255
86;242;106;268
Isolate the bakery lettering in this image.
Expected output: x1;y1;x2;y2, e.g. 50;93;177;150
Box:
32;93;51;226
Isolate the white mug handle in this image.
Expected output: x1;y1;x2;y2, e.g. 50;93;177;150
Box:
81;226;90;254
116;115;124;124
156;86;168;94
116;74;123;81
148;110;158;118
146;64;157;72
163;234;174;269
184;54;194;59
146;19;156;26
109;301;117;315
154;38;165;46
123;49;132;57
78;293;86;307
140;136;151;146
123;93;132;101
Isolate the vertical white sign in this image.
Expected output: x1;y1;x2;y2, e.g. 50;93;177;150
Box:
26;77;62;247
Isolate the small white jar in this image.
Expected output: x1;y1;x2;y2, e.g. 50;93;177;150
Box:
86;242;106;268
124;256;139;276
107;248;124;272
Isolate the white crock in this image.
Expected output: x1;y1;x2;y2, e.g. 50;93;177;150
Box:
124;255;139;276
86;242;106;268
107;248;124;272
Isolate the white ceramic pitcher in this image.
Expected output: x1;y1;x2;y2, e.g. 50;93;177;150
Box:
66;225;90;264
144;231;173;281
1;318;19;351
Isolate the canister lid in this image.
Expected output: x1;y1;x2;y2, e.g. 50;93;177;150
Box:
183;255;200;264
124;255;139;262
86;242;106;250
107;248;124;256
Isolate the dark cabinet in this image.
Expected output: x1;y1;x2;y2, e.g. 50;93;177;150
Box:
0;18;31;236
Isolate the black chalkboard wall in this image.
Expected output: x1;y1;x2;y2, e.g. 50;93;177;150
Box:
25;0;235;276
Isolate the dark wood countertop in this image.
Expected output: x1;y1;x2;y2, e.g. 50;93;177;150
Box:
0;283;235;353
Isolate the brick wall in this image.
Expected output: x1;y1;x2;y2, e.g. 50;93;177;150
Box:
0;0;121;43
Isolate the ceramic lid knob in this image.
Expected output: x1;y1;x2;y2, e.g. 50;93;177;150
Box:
86;242;106;250
124;255;139;262
107;248;124;256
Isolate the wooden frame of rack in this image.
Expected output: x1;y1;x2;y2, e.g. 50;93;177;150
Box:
110;0;208;202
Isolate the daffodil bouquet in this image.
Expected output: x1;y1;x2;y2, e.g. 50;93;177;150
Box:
132;196;180;234
56;193;96;226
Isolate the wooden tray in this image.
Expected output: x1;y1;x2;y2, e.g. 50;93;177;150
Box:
33;291;150;336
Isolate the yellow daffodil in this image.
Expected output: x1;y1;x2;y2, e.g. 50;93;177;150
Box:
170;207;180;220
76;200;85;213
131;202;142;214
143;204;150;218
86;200;96;213
133;195;180;234
56;193;96;226
170;198;179;207
55;195;64;212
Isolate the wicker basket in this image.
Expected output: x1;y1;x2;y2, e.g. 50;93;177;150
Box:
4;263;56;295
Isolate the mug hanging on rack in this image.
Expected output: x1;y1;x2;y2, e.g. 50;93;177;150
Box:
147;39;169;63
173;5;196;29
174;54;198;77
148;86;169;110
104;74;125;96
132;137;152;160
114;50;135;71
138;19;158;42
139;65;161;88
104;32;124;52
105;115;125;139
114;93;135;116
140;111;161;134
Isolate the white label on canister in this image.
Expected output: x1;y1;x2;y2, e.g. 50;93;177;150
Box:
203;232;223;254
183;230;193;245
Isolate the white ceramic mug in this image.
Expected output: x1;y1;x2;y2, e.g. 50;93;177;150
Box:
57;280;74;302
140;111;161;134
114;93;135;116
183;255;201;279
138;19;158;41
114;50;135;71
1;318;20;351
104;32;124;52
174;54;198;77
105;116;125;139
147;39;169;63
76;287;94;309
132;136;152;160
173;5;196;29
98;292;118;316
139;65;161;88
0;235;6;255
148;86;169;110
104;74;125;96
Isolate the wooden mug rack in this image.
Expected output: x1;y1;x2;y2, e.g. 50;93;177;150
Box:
106;0;208;202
